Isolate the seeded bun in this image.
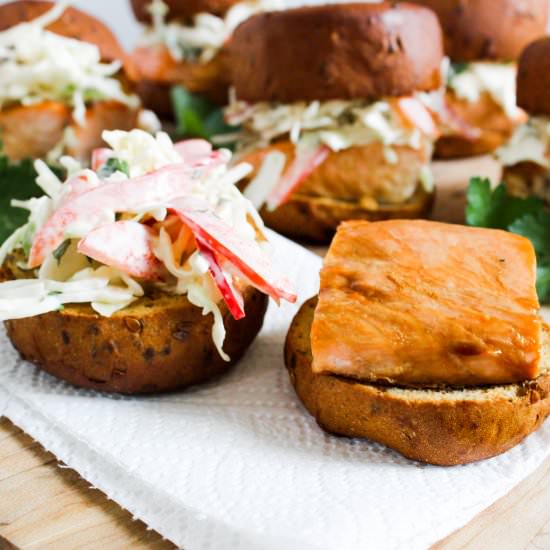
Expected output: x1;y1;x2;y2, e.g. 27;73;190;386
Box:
130;0;241;23
0;0;126;63
517;37;550;117
5;287;268;394
285;298;550;466
410;0;549;62
230;2;444;103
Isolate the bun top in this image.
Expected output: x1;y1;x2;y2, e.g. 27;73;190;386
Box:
517;37;550;117
0;1;126;63
229;2;444;103
130;0;241;23
410;0;549;62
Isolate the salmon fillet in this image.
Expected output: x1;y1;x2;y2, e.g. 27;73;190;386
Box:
0;100;138;163
130;45;228;103
311;220;542;387
0;101;70;161
240;139;432;205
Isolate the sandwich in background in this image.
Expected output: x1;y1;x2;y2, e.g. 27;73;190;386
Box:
224;2;444;242
129;0;283;124
286;219;550;465
412;0;549;159
499;37;550;206
0;1;159;165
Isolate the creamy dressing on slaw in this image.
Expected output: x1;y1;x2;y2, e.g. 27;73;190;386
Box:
143;0;283;63
0;130;269;360
497;116;550;168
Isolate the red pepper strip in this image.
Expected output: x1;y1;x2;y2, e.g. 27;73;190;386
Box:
196;237;246;320
169;198;297;304
266;144;330;211
77;221;164;281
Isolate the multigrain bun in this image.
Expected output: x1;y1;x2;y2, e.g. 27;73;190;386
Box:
230;3;444;103
0;0;126;63
130;0;240;23
285;298;550;466
517;37;550;117
240;140;434;242
5;287;268;394
410;0;549;62
435;91;521;159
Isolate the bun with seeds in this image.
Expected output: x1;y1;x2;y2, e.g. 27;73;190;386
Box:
225;3;444;242
0;129;295;394
285;220;550;465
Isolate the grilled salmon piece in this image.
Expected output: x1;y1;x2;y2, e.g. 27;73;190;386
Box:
68;100;139;162
240;139;432;205
0;101;70;161
130;45;229;104
311;220;541;387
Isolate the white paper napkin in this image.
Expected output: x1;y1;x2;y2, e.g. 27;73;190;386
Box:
1;231;549;550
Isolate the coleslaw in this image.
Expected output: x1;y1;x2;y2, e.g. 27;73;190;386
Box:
0;129;296;360
223;91;438;209
497;116;550;168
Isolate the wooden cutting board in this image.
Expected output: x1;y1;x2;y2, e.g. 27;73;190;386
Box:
2;156;549;550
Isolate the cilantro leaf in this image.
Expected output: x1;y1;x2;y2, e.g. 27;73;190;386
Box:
0;154;44;244
98;157;130;178
536;266;550;303
509;211;550;265
171;86;234;141
466;177;550;303
52;239;71;265
466;177;543;229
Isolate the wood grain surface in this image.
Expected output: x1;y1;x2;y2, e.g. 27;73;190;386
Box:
1;156;548;550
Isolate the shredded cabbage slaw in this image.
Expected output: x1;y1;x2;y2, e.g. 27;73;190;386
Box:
222;90;437;209
497;116;550;168
0;130;295;360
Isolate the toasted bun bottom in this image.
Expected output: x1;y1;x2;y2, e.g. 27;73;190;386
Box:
129;45;228;105
435;91;521;159
285;298;550;465
240;141;434;242
259;189;433;243
503;162;550;206
6;287;268;394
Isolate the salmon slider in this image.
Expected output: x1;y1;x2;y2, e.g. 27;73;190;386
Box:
0;1;158;165
499;38;550;206
0;130;296;393
225;3;444;242
286;220;550;465
412;0;549;159
129;0;283;115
